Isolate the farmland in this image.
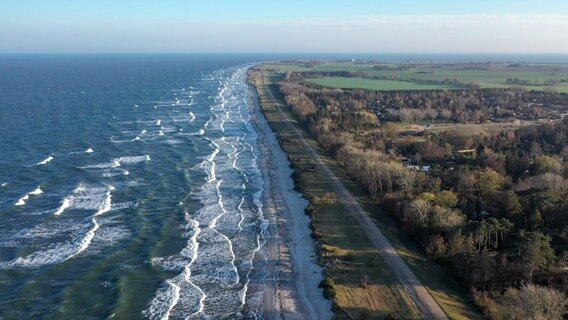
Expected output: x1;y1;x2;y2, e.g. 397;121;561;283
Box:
265;61;568;92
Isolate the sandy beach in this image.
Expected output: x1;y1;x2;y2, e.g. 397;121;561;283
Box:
251;87;332;320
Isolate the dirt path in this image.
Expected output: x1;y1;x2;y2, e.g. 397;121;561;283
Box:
260;72;449;320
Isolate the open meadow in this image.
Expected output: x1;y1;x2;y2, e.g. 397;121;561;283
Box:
265;61;568;92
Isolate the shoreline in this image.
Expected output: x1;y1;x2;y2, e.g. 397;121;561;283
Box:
249;76;332;320
246;65;462;319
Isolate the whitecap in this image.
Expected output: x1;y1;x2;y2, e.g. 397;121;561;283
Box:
54;197;72;216
15;195;28;206
35;156;54;166
15;186;43;206
29;186;43;195
61;185;115;258
85;148;94;153
114;155;151;165
0;243;76;269
132;136;141;142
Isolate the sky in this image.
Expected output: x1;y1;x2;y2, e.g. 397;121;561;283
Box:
1;0;568;53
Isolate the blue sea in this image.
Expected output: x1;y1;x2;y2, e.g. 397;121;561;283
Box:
0;55;274;319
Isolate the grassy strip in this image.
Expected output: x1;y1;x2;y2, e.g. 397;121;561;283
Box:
253;66;485;320
251;70;421;319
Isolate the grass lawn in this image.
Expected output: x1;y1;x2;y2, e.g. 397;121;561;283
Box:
253;65;485;319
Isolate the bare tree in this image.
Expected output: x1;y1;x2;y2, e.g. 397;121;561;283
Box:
498;284;568;320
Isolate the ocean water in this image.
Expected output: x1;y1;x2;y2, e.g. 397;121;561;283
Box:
0;55;271;319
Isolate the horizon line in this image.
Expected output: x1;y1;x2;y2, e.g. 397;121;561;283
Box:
2;52;568;56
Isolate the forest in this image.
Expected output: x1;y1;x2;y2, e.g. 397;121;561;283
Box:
278;77;568;319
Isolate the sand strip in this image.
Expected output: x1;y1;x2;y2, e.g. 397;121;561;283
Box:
250;85;332;320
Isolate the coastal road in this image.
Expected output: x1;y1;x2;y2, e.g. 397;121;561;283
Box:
260;72;449;320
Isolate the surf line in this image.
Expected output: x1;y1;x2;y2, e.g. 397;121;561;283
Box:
54;185;115;261
144;217;207;320
209;179;239;284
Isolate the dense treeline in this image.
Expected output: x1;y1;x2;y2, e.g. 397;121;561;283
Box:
507;78;567;86
278;80;568;319
282;77;568;124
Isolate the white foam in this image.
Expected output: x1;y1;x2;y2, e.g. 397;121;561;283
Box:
54;197;72;215
144;218;206;319
15;195;28;206
209;179;239;284
29;186;43;195
204;138;220;183
0;243;75;269
198;129;205;135
151;256;188;272
1;184;120;269
15;186;43;206
67;185;113;259
189;112;196;122
156;119;161;126
115;155;151;165
132;136;141;141
85;148;94;153
53;185;90;215
1;182;7;187
159;130;164;136
35;156;54;166
82;155;149;170
94;225;131;247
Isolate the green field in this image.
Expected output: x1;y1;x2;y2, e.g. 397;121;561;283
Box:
307;77;459;91
266;61;568;92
